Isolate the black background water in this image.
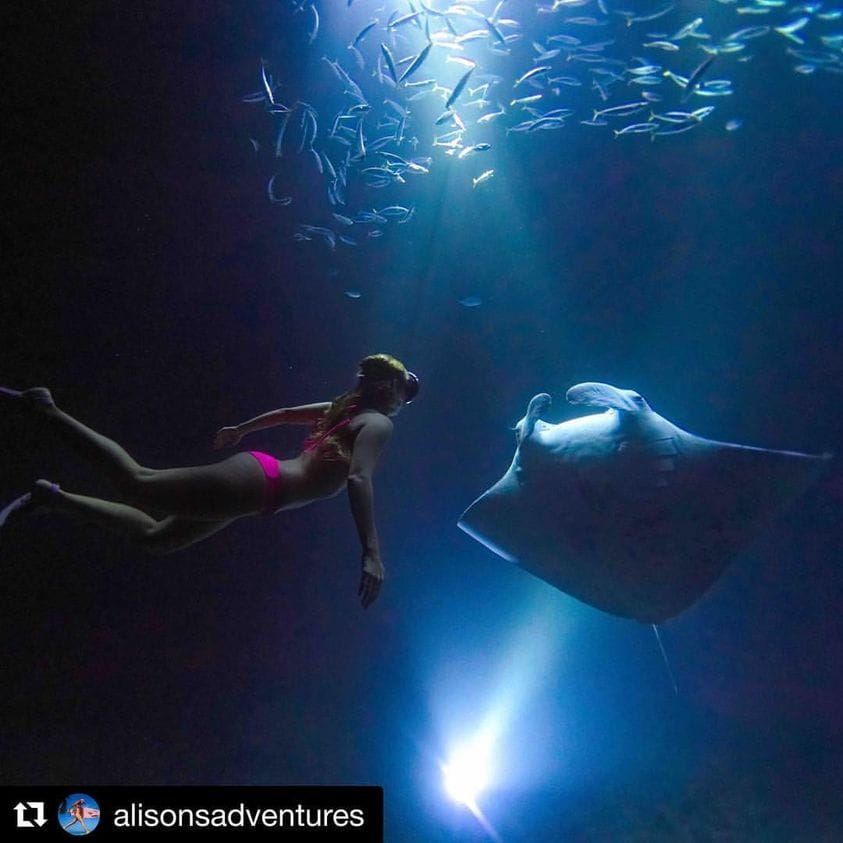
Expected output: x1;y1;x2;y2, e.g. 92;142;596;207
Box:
2;2;841;839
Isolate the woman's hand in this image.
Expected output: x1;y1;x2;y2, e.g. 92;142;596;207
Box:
212;426;242;450
358;552;385;609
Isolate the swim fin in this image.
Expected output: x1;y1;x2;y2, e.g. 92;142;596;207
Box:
0;492;36;536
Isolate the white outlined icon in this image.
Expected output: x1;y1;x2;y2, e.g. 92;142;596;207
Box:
14;801;47;828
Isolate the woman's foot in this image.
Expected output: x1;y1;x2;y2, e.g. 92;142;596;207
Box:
32;479;61;504
22;388;56;413
0;386;56;414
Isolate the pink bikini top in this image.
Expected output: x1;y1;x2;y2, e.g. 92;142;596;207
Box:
302;404;359;454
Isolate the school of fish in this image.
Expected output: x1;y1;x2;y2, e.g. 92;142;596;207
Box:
243;0;842;256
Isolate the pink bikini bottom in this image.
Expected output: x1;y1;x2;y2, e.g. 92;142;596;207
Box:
246;451;283;514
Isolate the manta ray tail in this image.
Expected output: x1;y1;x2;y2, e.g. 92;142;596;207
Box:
651;623;678;697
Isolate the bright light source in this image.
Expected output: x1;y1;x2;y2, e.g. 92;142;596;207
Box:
442;740;492;808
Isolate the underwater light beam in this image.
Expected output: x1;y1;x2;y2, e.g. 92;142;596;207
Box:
441;738;502;843
433;590;569;838
441;736;493;808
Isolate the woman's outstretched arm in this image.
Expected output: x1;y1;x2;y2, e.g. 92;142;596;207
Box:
346;414;393;609
213;402;331;449
239;402;331;431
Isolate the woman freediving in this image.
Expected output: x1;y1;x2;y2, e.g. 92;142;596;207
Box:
62;798;93;834
0;354;418;608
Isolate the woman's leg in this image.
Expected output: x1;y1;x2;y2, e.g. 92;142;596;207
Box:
23;390;266;519
28;390;145;490
34;481;235;554
130;455;267;520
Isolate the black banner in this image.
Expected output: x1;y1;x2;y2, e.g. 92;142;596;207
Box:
2;787;382;842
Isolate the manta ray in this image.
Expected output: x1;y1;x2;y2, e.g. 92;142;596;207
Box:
458;383;830;624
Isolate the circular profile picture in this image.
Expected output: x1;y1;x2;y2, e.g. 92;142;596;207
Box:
58;793;101;836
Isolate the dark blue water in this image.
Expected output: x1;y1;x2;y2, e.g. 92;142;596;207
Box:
2;2;841;840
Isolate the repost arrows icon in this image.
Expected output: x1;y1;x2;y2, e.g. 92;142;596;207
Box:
14;801;47;828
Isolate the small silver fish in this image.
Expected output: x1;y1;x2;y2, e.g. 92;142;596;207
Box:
628;76;663;85
446;67;475;109
485;17;508;46
380;43;398;83
379;205;412;216
458;143;492;158
355;118;366;158
472;169;495;188
653;122;700;137
774;17;810;44
725;25;771;41
260;62;276;105
389;11;422;28
593;101;648;118
352;20;377;47
566;17;604;26
275;113;290;158
511;94;544;106
477;109;506;123
308;4;319;44
399;42;433;83
266;173;292;204
681;55;716;101
613;122;659;136
671;17;704;40
628;65;663;75
447;55;478;69
514;66;552;87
